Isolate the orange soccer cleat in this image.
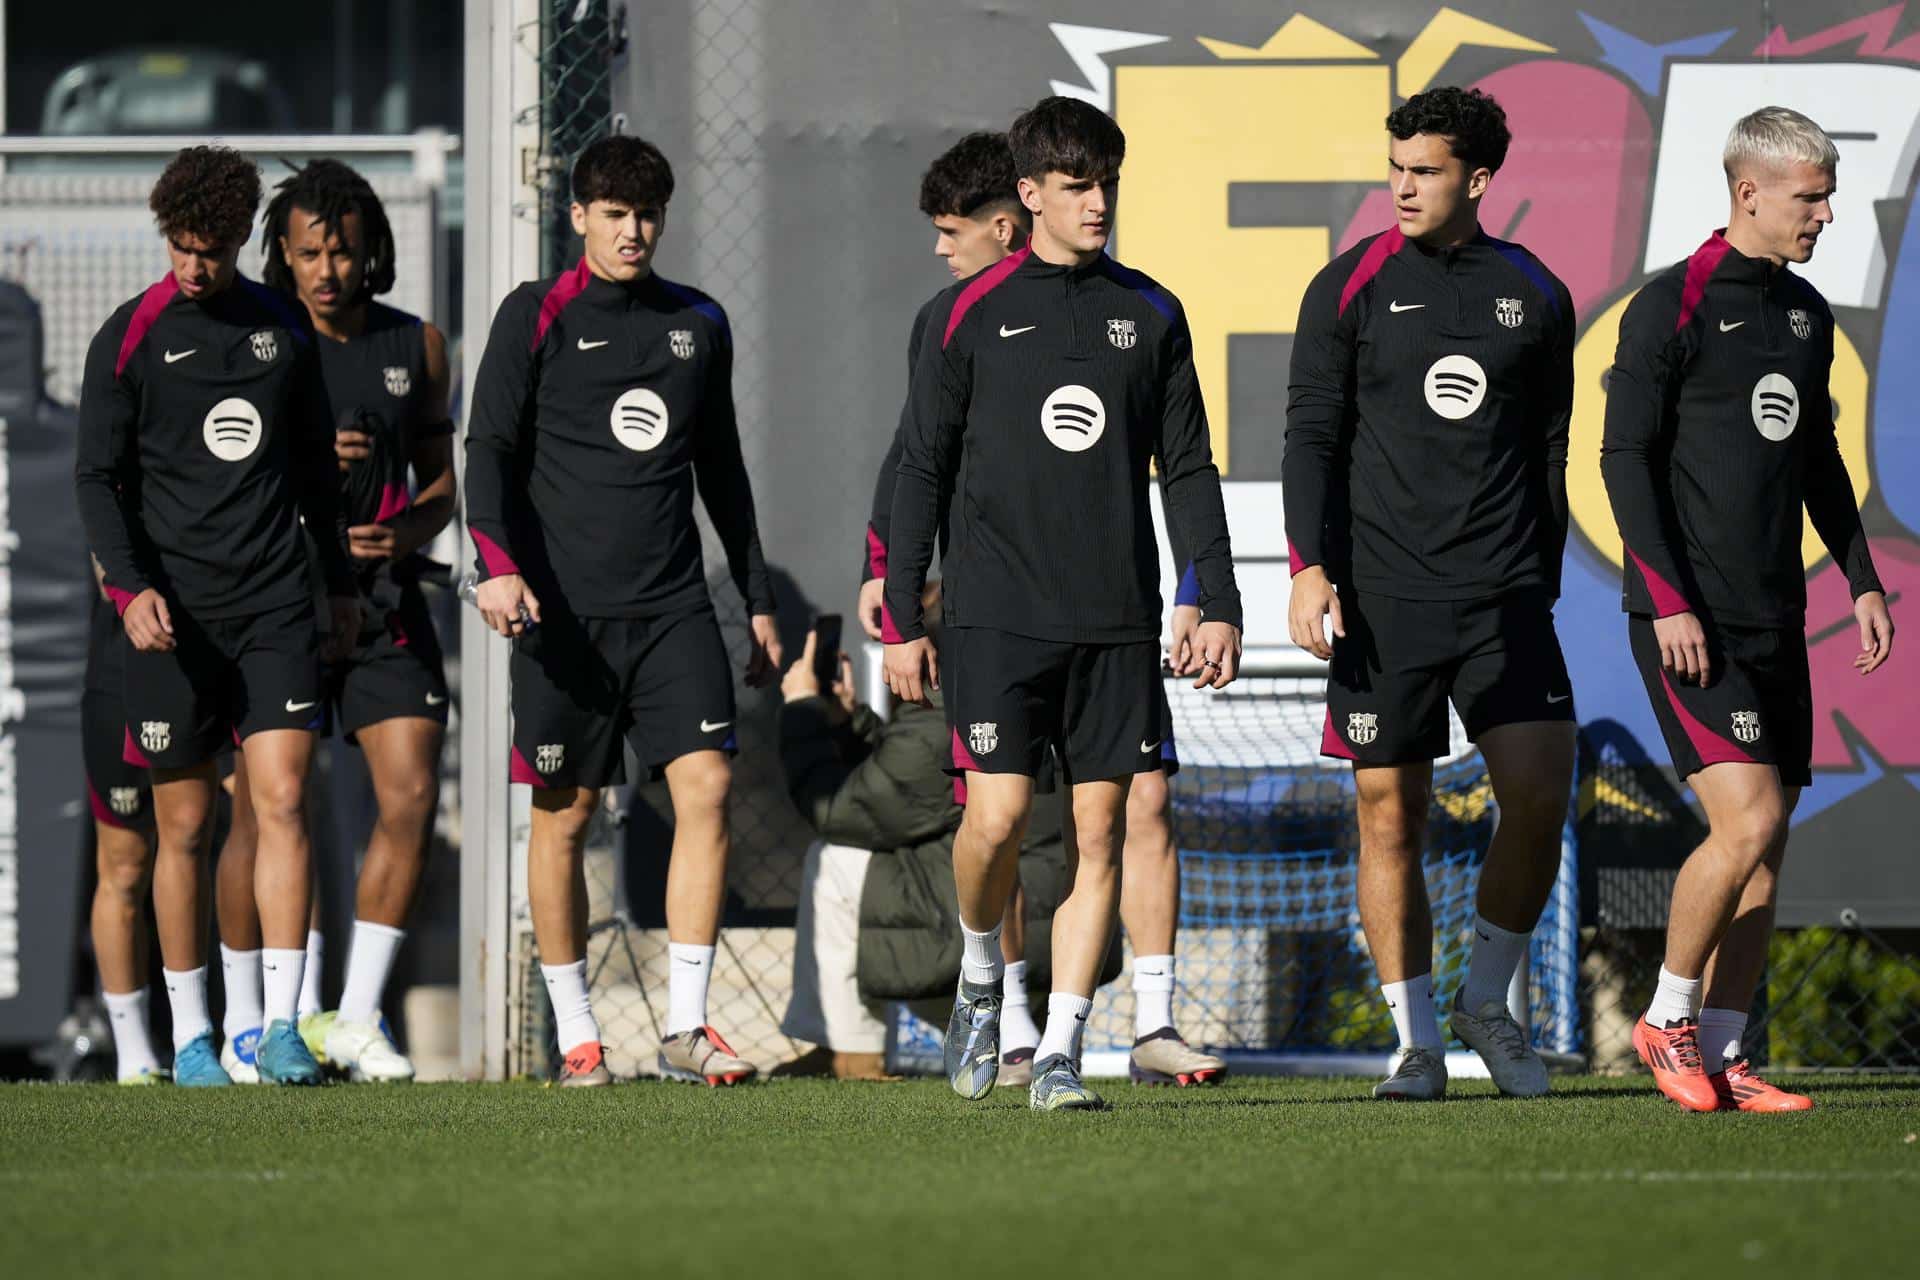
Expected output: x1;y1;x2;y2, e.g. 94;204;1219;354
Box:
1711;1059;1814;1113
1632;1017;1719;1112
559;1039;613;1088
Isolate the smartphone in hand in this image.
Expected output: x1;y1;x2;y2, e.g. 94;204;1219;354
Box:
812;613;843;689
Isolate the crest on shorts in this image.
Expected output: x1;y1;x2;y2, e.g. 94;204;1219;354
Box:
1788;308;1812;340
109;787;141;816
249;330;278;363
1107;318;1137;350
1731;710;1762;744
669;329;695;360
140;721;171;753
1495;297;1524;328
969;722;998;755
1346;713;1379;746
536;743;565;773
384;365;411;397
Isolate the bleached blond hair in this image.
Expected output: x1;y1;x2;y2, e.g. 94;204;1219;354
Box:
1723;107;1839;183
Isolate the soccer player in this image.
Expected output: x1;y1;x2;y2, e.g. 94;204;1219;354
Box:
74;146;361;1087
1603;107;1893;1113
1284;87;1576;1101
83;565;168;1084
884;96;1243;1111
861;132;1225;1088
466;135;782;1088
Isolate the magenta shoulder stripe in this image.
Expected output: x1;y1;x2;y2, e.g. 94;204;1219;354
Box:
1626;546;1691;617
943;247;1030;348
531;258;594;352
115;276;178;378
1674;231;1732;333
1338;228;1406;317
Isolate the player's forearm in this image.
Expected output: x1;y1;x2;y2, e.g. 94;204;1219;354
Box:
1280;422;1338;575
1544;464;1569;597
1599;445;1692;614
1806;450;1883;599
1162;471;1242;628
461;442;521;580
74;471;151;604
864;426;905;582
882;466;941;642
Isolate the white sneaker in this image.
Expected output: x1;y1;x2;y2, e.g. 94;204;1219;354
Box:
220;1027;262;1084
1373;1045;1447;1100
322;1017;415;1083
1450;994;1550;1098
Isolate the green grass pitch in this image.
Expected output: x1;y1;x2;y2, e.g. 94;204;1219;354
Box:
3;1075;1917;1278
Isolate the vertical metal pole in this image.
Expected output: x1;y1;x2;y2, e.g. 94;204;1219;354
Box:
333;1;356;133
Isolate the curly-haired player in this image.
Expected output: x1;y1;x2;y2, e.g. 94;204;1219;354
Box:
74;146;361;1086
1284;86;1577;1100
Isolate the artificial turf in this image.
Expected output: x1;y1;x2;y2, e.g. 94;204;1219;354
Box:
3;1075;1916;1278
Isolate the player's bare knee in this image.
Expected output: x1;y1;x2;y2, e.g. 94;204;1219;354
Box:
375;771;439;836
96;834;152;898
668;751;732;818
961;795;1026;852
247;768;306;831
1715;798;1786;873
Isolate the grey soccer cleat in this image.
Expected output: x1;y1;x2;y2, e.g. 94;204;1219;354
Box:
1128;1027;1227;1086
1029;1054;1104;1111
657;1026;756;1086
943;978;1001;1101
1449;993;1550;1098
1372;1045;1447;1101
558;1041;614;1088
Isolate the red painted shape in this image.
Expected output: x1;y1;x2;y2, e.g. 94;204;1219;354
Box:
1807;535;1920;768
942;248;1030;348
1755;5;1920;62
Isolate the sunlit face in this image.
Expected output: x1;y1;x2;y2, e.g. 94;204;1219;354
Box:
571;197;665;283
1018;171;1116;256
1731;158;1836;265
1387;133;1489;244
166;231;242;300
280;207;365;323
931;211;1015;279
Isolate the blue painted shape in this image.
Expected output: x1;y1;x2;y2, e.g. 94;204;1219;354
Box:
1873;185;1920;538
1577;12;1734;96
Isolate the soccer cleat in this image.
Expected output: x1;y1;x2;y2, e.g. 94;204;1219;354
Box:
558;1040;613;1088
1712;1059;1814;1113
1449;994;1549;1098
297;1011;336;1066
1029;1054;1104;1111
172;1031;233;1087
657;1026;756;1086
1372;1045;1447;1101
323;1018;416;1083
118;1066;171;1086
1632;1017;1718;1112
1129;1027;1227;1087
943;978;1001;1101
996;1046;1035;1089
221;1027;262;1084
257;1019;326;1086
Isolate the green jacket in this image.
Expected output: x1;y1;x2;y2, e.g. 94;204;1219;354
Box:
779;691;1117;1001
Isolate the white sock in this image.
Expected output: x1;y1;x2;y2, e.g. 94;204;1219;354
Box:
1460;915;1531;1011
297;929;325;1018
261;948;307;1027
1645;965;1701;1027
667;942;715;1036
103;989;161;1079
1132;953;1175;1039
219;945;263;1040
337;921;406;1026
161;967;212;1050
1697;1006;1748;1073
541;960;600;1052
1000;960;1040;1051
960;919;1003;987
1036;992;1093;1063
1381;974;1443;1050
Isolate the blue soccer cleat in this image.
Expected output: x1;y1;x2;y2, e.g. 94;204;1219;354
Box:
257;1019;326;1086
172;1031;233;1087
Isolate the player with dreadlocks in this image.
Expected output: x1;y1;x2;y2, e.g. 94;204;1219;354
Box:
212;159;454;1083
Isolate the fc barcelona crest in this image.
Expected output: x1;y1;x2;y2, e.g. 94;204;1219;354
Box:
1731;710;1762;744
969;722;998;755
1494;298;1524;328
669;329;696;360
1346;713;1378;746
109;787;141;816
140;721;171;754
1107;318;1137;350
1788;309;1812;340
536;743;565;773
250;330;279;363
384;365;412;397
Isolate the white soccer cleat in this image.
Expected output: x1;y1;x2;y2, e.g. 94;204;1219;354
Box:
220;1027;262;1084
1450;993;1550;1098
1372;1045;1447;1101
321;1017;416;1083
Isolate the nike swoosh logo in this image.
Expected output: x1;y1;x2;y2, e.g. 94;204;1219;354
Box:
285;699;318;713
999;324;1036;337
425;692;447;706
1388;301;1425;313
577;338;610;350
1547;693;1571;704
700;719;732;732
1140;739;1162;753
1719;320;1745;332
163;349;196;363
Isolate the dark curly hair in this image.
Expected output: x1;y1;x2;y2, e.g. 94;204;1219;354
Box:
1008;96;1125;182
260;159;396;301
918;132;1023;220
1386;86;1511;175
571;135;675;209
149;145;261;246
